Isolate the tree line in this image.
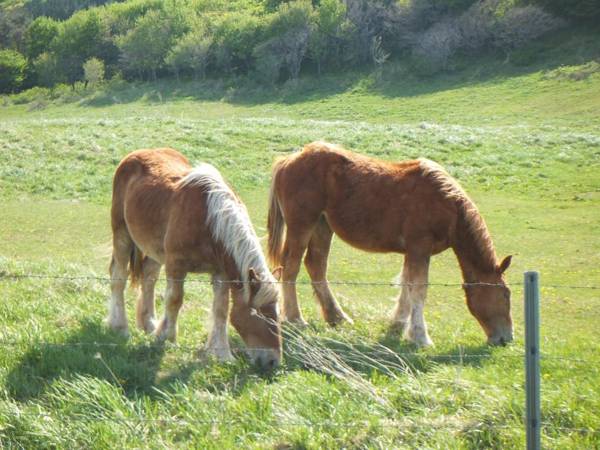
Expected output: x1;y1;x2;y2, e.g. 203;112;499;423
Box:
0;0;595;94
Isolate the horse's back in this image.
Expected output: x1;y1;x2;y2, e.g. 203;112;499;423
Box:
274;142;457;253
111;148;196;263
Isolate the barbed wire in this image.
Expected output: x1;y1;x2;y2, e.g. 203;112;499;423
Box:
1;271;599;290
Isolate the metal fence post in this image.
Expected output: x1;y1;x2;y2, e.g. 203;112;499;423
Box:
525;271;541;450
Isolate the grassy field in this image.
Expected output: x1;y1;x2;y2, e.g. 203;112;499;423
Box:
1;41;600;447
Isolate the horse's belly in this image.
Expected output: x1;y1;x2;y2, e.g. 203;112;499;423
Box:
325;212;406;253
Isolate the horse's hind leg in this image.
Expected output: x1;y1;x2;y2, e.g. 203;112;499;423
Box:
108;230;132;336
391;258;411;333
136;257;161;333
155;265;185;342
304;217;353;326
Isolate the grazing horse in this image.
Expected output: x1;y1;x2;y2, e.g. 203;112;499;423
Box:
108;148;282;367
267;142;513;347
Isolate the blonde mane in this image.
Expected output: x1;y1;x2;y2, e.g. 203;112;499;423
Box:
180;164;276;302
419;158;498;272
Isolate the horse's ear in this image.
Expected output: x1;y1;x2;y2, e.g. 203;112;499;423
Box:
248;268;261;302
249;267;261;282
498;255;512;274
271;266;282;281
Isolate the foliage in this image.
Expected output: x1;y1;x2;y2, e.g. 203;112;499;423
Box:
83;57;105;85
166;28;213;80
0;49;27;93
24;16;59;60
116;8;187;80
412;0;565;74
0;0;589;91
529;0;600;22
32;52;61;87
50;10;112;85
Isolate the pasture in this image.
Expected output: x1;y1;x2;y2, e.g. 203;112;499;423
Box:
1;63;600;448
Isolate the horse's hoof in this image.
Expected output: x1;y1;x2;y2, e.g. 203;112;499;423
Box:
325;309;353;327
284;317;309;327
106;319;130;338
389;320;409;335
205;347;235;362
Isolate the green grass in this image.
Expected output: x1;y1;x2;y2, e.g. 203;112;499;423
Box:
1;43;600;447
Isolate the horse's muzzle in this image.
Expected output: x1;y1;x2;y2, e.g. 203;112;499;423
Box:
487;329;514;346
248;348;281;369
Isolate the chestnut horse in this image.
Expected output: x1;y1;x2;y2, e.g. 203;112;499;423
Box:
108;148;282;367
268;142;513;347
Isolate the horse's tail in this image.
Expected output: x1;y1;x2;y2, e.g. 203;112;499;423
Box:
129;244;144;288
268;159;286;267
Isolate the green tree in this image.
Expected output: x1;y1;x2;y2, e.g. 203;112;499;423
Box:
32;52;60;87
51;10;111;85
117;9;187;81
0;49;27;93
309;0;347;75
24;16;59;60
166;30;213;81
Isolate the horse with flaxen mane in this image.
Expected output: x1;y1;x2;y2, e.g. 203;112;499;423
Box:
268;142;513;347
108;148;282;368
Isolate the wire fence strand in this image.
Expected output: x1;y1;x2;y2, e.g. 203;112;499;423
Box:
1;271;600;290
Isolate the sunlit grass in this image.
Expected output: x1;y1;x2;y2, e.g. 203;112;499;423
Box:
1;61;599;447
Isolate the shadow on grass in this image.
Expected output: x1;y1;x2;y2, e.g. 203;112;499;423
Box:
5;320;282;402
5;320;167;401
5;319;499;403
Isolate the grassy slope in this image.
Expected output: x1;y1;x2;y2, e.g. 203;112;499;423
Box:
1;32;600;448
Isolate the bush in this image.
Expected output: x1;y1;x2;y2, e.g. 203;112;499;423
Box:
529;0;600;22
32;52;61;87
0;50;28;94
166;30;213;81
412;0;565;73
83;58;105;86
494;5;566;51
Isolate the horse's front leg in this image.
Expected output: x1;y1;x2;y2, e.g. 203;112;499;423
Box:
205;273;234;362
404;253;433;347
391;258;411;334
155;267;185;343
305;218;353;326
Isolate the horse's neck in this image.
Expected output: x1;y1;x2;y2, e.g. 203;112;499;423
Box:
453;247;495;284
221;252;243;283
452;206;497;282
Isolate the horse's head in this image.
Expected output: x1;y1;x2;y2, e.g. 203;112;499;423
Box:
463;255;513;346
230;267;282;369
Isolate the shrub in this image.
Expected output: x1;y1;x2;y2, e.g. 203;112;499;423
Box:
83;58;105;86
0;50;28;94
412;19;462;73
32;52;61;87
529;0;600;22
412;0;565;73
166;30;213;80
494;5;566;51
